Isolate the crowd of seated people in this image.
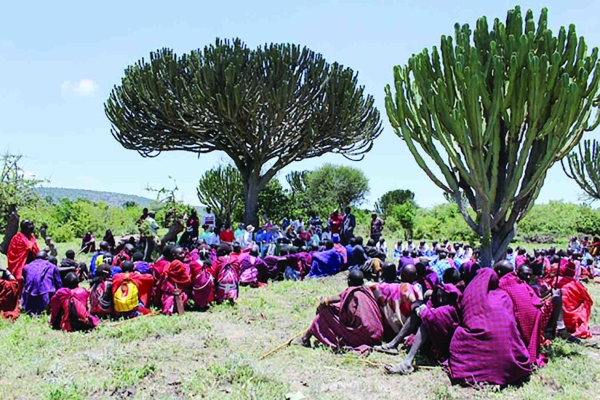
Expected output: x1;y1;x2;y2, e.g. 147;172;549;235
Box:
0;216;598;389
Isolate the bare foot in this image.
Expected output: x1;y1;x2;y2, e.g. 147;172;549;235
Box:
291;336;311;348
374;344;399;355
385;362;414;375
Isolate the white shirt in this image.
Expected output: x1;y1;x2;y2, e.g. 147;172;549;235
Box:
322;232;332;241
207;232;220;246
241;231;254;248
292;220;304;232
201;213;216;228
146;217;159;235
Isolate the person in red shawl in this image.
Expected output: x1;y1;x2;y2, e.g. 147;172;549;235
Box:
0;265;20;320
159;247;192;315
50;272;99;332
293;270;384;354
112;261;154;318
495;261;548;367
448;268;532;386
7;220;40;281
328;209;344;235
553;260;594;338
112;244;135;268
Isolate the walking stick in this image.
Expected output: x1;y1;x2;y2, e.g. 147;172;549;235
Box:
259;332;304;360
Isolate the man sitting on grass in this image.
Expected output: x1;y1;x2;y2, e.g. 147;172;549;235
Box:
60;250;88;281
50;272;99;332
293;270;384;354
112;260;154;319
22;251;62;316
0;264;20;320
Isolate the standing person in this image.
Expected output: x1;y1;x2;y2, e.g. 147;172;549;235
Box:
187;210;200;241
292;217;305;232
308;212;323;235
329;209;344;236
142;211;159;262
342;206;356;245
370;213;384;243
201;206;216;229
7;220;40;281
137;208;149;227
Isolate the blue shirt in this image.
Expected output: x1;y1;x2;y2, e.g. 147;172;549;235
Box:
430;258;452;280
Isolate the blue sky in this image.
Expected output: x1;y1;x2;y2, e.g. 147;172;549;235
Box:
1;0;599;208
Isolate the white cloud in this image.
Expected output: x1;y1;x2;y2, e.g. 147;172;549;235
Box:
61;79;99;97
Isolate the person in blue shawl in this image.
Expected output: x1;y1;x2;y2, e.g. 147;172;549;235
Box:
308;241;343;278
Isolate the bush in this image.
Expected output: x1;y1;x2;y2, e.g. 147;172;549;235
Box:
52;223;76;243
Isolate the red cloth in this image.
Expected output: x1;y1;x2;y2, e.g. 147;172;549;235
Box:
0;279;21;320
308;286;383;354
112;272;154;308
329;213;344;235
556;276;594;338
49;287;99;332
220;230;235;243
112;250;131;267
499;272;546;367
449;269;532;386
7;232;39;280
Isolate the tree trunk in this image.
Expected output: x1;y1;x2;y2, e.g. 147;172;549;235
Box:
479;222;517;268
243;182;261;227
0;207;19;255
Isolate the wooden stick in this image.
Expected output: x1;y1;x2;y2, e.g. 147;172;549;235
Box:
259;332;304;360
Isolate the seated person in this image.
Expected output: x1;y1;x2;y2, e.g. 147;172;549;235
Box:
293;270;384;354
50;272;99;332
89;264;114;318
239;245;269;287
22;251;62;315
0;265;20;320
60;250;88;281
89;241;111;276
132;251;152;274
159;247;192;315
112;261;154;318
215;244;241;305
308;241;343;278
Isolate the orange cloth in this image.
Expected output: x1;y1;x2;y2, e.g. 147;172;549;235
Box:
556;276;594;339
0;279;21;320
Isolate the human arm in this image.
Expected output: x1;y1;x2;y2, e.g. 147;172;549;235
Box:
317;295;341;312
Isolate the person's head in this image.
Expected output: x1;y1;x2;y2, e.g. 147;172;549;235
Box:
408;239;413;244
442;268;461;285
437;250;447;260
517;248;527;256
105;229;113;237
348;270;364;287
371;213;377;220
584;236;589;241
232;242;241;253
224;223;231;231
415;262;426;277
349;238;356;247
461;262;481;285
571;236;577;242
66;250;76;260
402;249;409;257
64;272;79;289
332;234;341;244
36;251;49;260
279;246;290;256
443;239;449;245
587;258;594;266
410;251;418;258
366;239;376;247
332;209;339;216
162;245;174;261
48;256;58;265
191;209;197;217
20;220;34;236
143;207;148;215
132;252;144;262
379;238;385;244
324;240;334;250
401;264;417;283
148;211;156;218
289;247;298;255
250;245;260;257
323;226;330;232
124;244;135;256
344;206;351;214
381;262;397;282
206;206;212;213
217;244;232;257
171;246;185;262
355;236;363;246
517;264;533;283
121;260;134;272
99;241;109;251
420;240;426;246
96;263;111;278
299;246;308;253
493;260;514;278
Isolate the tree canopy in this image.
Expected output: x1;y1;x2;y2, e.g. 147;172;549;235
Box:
385;6;600;266
197;164;243;225
374;189;415;218
106;38;382;226
563;139;600;202
305;164;370;213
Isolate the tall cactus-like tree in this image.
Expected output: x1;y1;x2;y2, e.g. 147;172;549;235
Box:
563;139;600;201
385;6;600;267
196;164;243;225
106;39;382;226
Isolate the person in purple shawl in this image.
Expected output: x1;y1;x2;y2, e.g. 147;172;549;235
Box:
239;246;269;286
293;270;383;354
308;242;343;278
448;268;532;386
21;251;62;315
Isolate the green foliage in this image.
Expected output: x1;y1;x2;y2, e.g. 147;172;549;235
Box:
391;201;417;239
19;198;142;243
305;164;369;213
0;154;42;229
258;179;298;224
375;189;415;218
413;203;479;243
197;164;243;224
385;6;600;265
564;139;600;202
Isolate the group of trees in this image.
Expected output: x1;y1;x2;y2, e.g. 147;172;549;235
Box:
196;163;370;226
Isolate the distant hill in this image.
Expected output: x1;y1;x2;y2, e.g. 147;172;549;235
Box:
36;187;155;208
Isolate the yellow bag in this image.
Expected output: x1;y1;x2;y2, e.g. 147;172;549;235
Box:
113;278;139;313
